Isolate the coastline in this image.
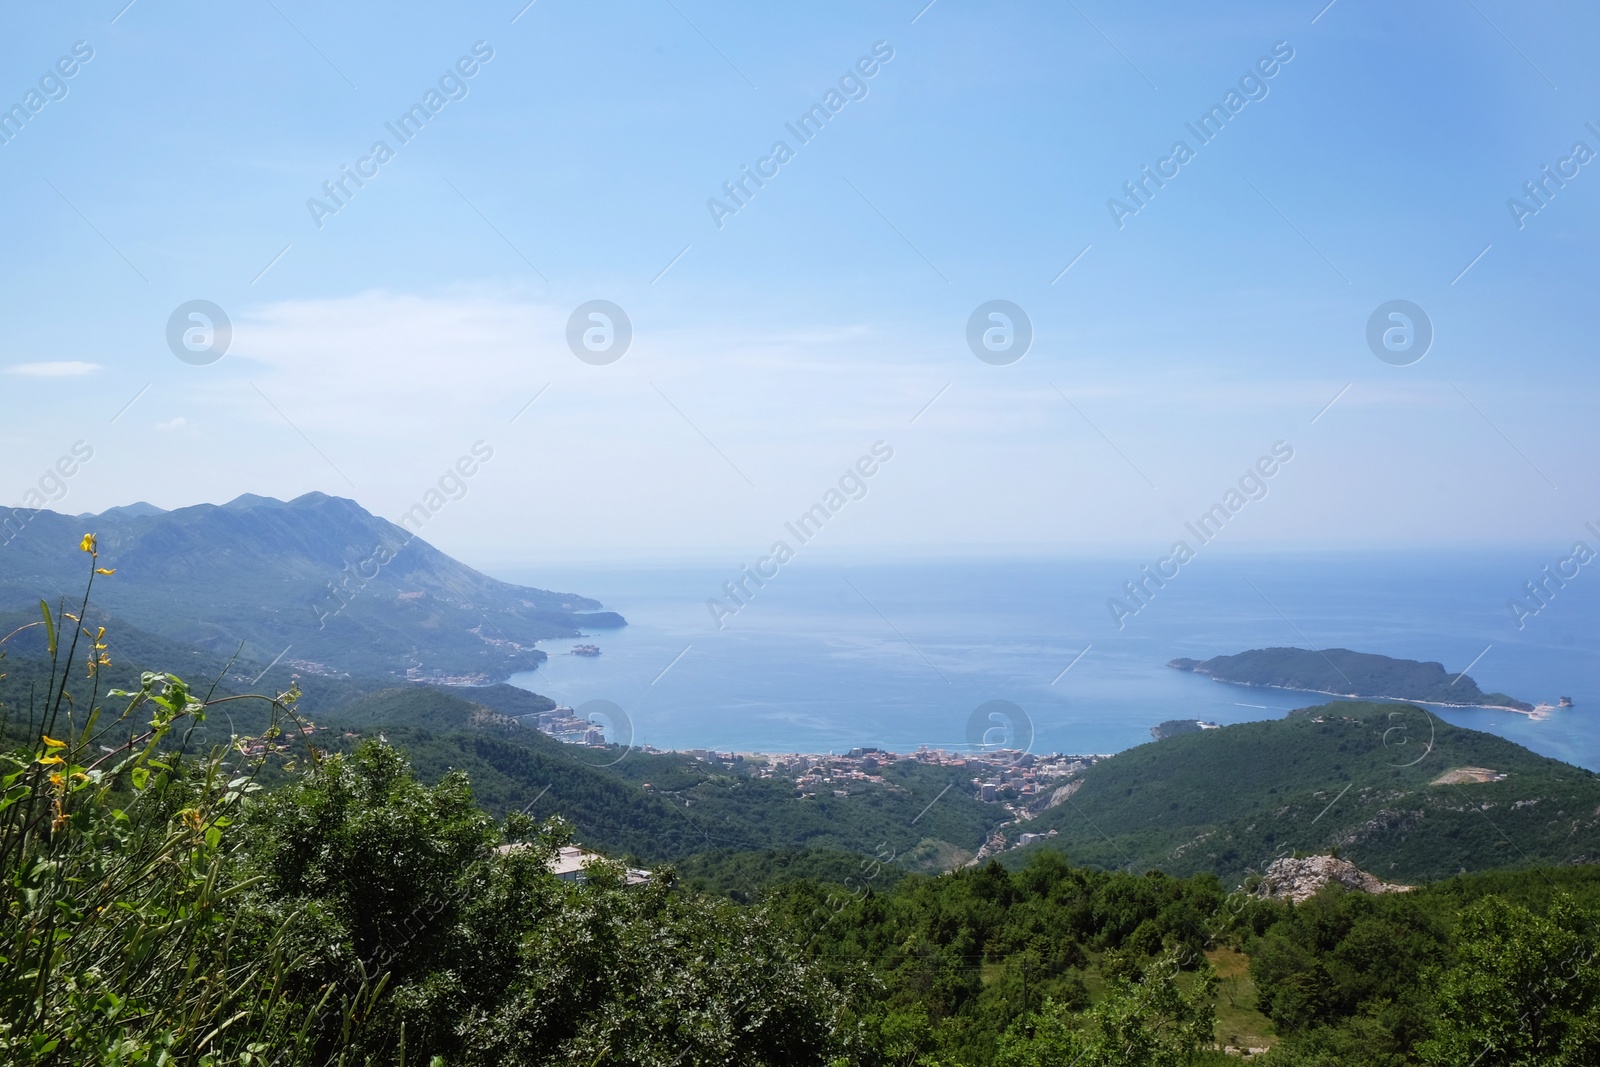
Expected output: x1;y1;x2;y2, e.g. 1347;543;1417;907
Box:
1192;676;1553;721
492;560;1597;772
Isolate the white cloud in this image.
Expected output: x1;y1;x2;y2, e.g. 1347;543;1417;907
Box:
70;286;1593;557
4;361;101;377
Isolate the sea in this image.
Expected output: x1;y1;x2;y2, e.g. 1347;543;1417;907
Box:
495;551;1600;773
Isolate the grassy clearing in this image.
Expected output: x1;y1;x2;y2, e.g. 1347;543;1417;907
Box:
1207;946;1276;1050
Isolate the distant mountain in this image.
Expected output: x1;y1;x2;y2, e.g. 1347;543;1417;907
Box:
1169;646;1533;711
92;501;169;519
1011;702;1600;883
0;493;623;683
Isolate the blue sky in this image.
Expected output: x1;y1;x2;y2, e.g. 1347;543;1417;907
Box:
1;0;1597;565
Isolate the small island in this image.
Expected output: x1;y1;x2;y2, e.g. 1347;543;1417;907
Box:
1168;647;1537;713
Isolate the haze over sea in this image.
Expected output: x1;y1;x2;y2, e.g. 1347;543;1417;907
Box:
501;551;1600;773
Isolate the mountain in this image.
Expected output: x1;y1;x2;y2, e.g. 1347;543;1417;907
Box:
1169;646;1534;710
0;493;623;683
1009;702;1600;884
92;501;169;519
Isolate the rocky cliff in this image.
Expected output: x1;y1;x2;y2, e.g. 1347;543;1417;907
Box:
1256;854;1414;904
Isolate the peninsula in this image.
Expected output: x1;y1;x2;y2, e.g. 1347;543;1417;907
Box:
1168;646;1536;712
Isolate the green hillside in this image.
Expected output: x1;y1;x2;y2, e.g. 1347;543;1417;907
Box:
316;684;551;731
0;605;374;743
1010;702;1600;884
0;494;623;682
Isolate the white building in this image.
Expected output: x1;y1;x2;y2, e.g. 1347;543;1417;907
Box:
496;843;651;885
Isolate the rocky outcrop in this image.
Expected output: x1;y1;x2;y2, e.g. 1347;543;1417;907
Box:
1255;855;1413;904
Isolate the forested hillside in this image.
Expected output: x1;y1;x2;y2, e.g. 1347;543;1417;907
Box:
0;494;624;681
1012;702;1600;883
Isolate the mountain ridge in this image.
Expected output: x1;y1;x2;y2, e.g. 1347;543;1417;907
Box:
0;493;623;683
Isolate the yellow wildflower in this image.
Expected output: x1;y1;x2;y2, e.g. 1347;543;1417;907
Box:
37;755;64;766
95;568;115;575
41;735;67;748
80;533;96;554
48;773;64;789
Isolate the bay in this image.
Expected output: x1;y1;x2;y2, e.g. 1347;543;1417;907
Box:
494;551;1600;772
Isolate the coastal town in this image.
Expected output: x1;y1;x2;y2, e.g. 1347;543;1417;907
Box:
667;744;1105;862
527;703;1105;858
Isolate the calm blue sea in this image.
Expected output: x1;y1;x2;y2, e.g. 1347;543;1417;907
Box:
493;552;1600;772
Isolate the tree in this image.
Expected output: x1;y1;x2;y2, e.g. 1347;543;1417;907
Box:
1418;897;1600;1067
245;739;853;1066
996;949;1217;1067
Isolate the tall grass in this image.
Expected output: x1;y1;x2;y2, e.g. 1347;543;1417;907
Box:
0;538;376;1066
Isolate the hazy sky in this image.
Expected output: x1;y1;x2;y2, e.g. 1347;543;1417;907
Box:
1;1;1596;567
